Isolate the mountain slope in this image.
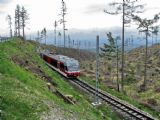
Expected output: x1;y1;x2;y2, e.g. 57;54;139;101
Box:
0;38;119;120
78;43;160;119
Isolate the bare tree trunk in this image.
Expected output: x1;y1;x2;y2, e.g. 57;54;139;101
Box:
144;28;148;89
18;13;20;36
22;26;25;39
22;19;25;39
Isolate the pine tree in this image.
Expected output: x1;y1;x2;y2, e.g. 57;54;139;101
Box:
21;6;29;40
101;32;120;91
101;32;116;59
132;13;160;90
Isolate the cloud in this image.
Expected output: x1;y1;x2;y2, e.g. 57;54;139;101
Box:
85;4;107;14
0;11;4;14
0;0;12;4
0;7;5;14
0;0;13;15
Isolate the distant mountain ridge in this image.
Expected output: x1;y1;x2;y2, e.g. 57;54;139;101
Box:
27;27;160;51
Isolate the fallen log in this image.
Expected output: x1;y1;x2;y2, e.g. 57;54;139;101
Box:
53;90;75;105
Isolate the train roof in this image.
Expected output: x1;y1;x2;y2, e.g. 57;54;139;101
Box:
41;51;79;66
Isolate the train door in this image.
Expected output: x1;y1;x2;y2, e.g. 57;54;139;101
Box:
60;63;65;72
57;61;60;69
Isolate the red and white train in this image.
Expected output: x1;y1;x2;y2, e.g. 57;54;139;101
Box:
40;51;80;78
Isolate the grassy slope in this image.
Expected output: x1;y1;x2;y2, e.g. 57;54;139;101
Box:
79;44;160;119
0;38;119;120
125;44;160;110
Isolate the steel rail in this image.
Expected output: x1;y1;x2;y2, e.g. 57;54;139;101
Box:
69;78;156;120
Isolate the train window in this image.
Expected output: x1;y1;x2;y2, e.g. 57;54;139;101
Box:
66;60;79;71
67;65;79;71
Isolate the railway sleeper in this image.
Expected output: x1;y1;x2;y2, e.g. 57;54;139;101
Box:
116;104;122;108
132;112;138;116
120;106;125;109
136;115;144;119
128;110;133;114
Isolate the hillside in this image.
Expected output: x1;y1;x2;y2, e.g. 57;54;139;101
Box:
125;44;160;111
78;43;160;119
0;38;120;120
39;41;160;118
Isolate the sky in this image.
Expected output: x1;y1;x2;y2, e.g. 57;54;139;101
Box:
0;0;160;36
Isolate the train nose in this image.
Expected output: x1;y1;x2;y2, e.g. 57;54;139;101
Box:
67;72;80;77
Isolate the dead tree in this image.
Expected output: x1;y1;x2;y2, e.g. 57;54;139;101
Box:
14;9;17;36
6;15;12;38
15;5;21;37
59;0;67;48
40;30;43;42
132;13;160;90
36;30;40;45
58;32;62;47
21;6;29;40
68;35;71;48
104;0;144;92
43;28;47;46
54;20;58;46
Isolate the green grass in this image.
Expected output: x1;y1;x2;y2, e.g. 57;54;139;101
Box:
0;38;120;120
0;75;47;120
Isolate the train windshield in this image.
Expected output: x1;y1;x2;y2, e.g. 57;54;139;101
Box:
66;61;79;71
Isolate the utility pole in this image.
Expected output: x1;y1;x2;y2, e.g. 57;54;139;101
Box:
121;0;125;92
92;35;101;106
96;35;100;103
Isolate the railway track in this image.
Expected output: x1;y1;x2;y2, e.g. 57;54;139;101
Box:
69;78;156;120
44;60;157;120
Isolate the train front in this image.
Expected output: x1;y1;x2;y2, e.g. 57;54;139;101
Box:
65;59;80;77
